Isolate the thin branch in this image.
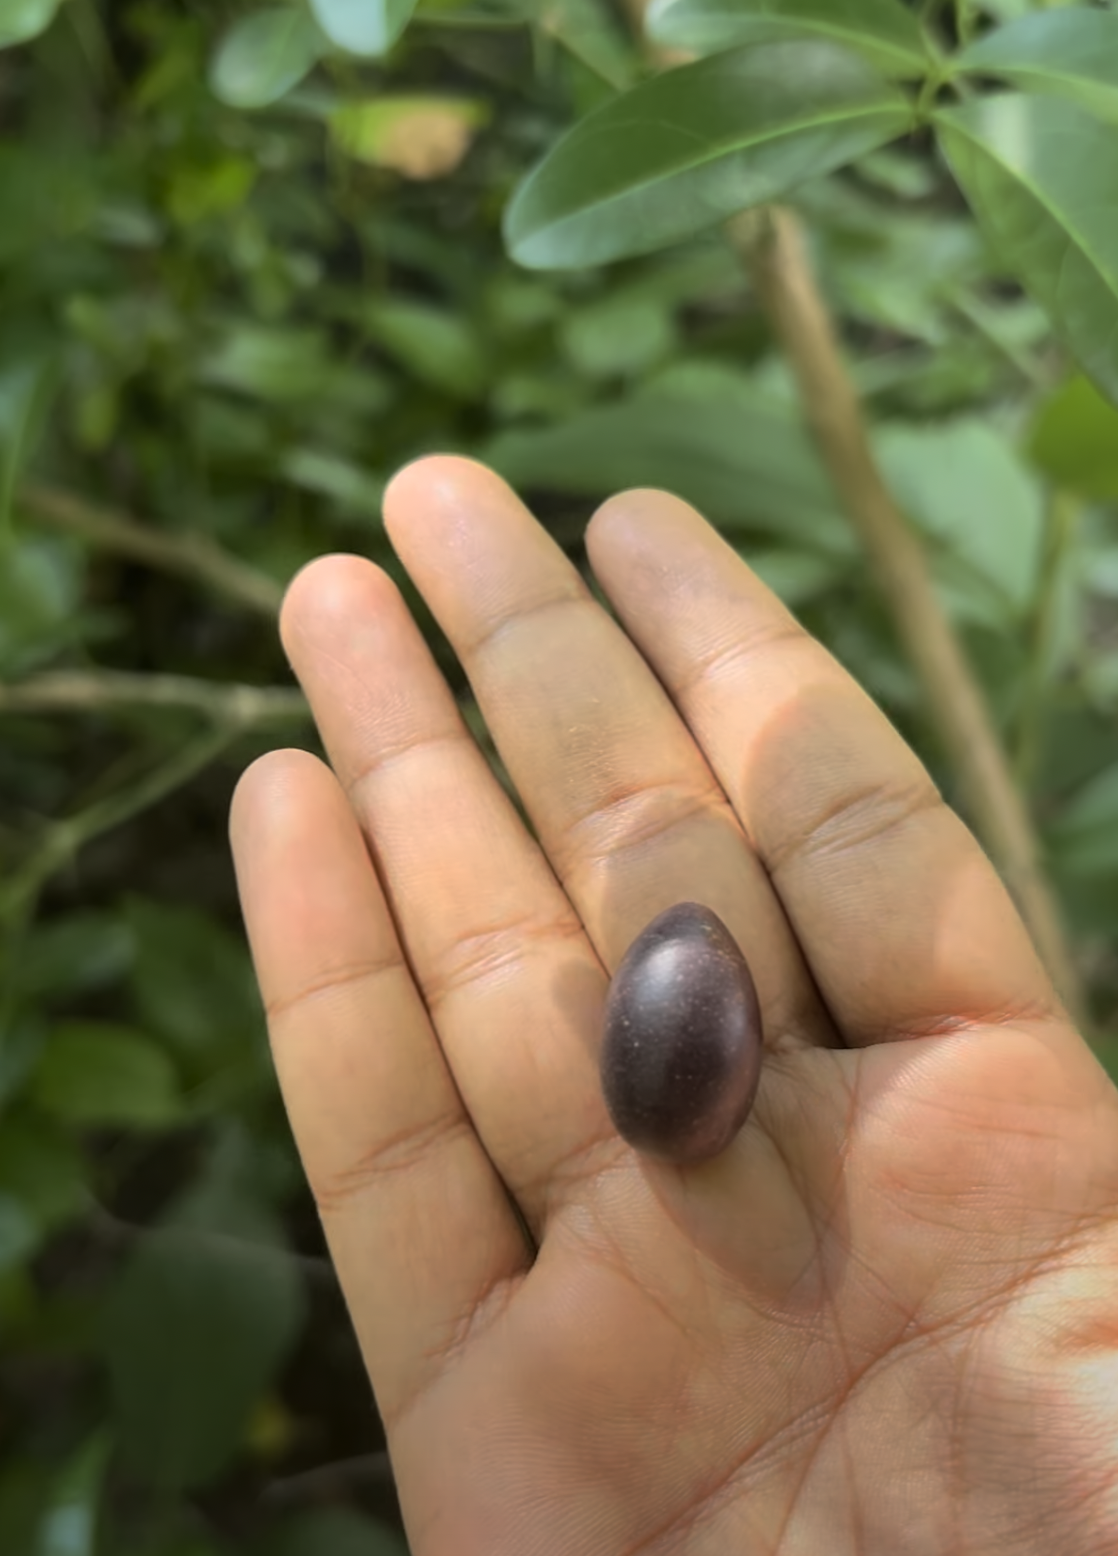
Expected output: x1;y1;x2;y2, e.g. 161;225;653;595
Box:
260;1452;395;1508
0;671;314;915
731;206;1085;1028
1013;491;1080;790
955;0;977;47
948;290;1049;390
0;725;239;921
0;668;310;724
20;483;285;619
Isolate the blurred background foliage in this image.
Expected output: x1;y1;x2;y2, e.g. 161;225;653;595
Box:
2;0;1118;1551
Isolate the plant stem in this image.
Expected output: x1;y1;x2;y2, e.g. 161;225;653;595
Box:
1014;491;1080;791
261;1451;395;1507
0;670;316;914
948;290;1049;389
0;725;238;922
20;484;285;619
0;669;310;724
731;205;1085;1028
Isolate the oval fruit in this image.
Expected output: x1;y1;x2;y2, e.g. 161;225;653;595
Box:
600;902;762;1165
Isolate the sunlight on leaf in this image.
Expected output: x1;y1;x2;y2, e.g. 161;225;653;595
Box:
209;9;322;108
505;40;912;268
957;10;1118;123
936;94;1118;406
1028;375;1118;502
310;0;417;56
647;0;929;78
0;0;62;50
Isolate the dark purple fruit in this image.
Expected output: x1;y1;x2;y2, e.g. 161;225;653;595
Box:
600;902;762;1165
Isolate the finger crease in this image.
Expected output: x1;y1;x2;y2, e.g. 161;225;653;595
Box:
766;775;943;880
345;727;476;804
863;995;1064;1047
557;775;738;879
424;908;587;1015
264;953;405;1025
675;617;810;704
462;585;596;663
383;1266;521;1438
312;1105;472;1215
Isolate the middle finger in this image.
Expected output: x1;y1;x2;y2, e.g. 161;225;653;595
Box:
383;456;834;1054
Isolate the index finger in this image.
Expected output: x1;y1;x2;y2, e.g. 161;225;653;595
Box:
585;489;1065;1046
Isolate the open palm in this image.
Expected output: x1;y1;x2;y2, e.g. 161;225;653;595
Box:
230;458;1118;1556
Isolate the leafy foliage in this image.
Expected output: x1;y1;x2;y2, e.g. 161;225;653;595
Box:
504;40;914;266
2;0;1118;1551
103;1135;307;1491
955;8;1118;120
645;0;931;76
209;10;324;107
936;95;1118;403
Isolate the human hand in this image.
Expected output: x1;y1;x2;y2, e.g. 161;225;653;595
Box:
229;457;1118;1556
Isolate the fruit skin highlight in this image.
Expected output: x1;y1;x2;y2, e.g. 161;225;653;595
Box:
600;902;763;1166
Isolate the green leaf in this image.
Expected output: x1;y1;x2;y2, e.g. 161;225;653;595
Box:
1085;543;1118;600
1093;1031;1118;1091
209;9;322;109
254;1508;409;1556
198;324;335;403
874;417;1045;619
1028;374;1118;501
936;95;1118;405
310;0;417;55
124;897;265;1062
821;209;984;343
280;447;386;515
855;145;938;199
979;0;1081;17
956;10;1118;123
0;1115;87;1230
0;1193;38;1272
1047;759;1118;877
0;0;62;49
18;911;135;1002
0;350;57;536
1033;704;1118;806
646;0;929;78
482;365;856;554
36;1433;111;1556
0;145;100;264
31;1021;182;1129
113;1538;231;1556
103;1180;305;1490
0;1014;46;1109
559;292;676;378
0;537;84;676
504;40;913;268
363;299;488;397
749;547;845;604
1083;649;1118;714
167;155;256;226
530;0;637;89
0;1459;51;1556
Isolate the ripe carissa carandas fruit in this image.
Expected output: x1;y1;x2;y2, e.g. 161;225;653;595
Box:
600;902;763;1165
